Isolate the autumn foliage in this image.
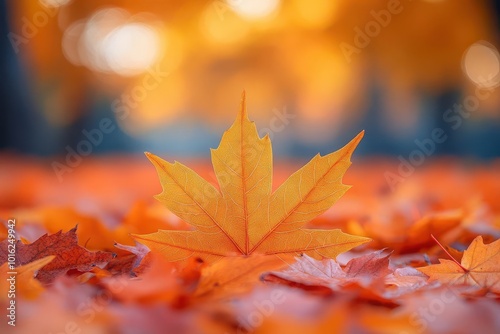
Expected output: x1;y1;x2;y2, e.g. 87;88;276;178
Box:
1;95;499;333
134;94;369;262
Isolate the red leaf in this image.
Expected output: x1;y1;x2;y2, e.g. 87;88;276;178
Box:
0;226;114;283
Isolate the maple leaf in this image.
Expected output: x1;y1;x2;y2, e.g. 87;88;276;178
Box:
193;255;287;301
418;236;500;292
0;226;114;283
385;267;428;289
0;256;54;301
262;250;391;292
133;93;369;262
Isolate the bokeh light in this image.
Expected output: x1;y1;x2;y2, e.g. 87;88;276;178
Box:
4;0;500;158
462;41;500;89
39;0;72;8
228;0;280;20
102;23;161;76
62;7;161;76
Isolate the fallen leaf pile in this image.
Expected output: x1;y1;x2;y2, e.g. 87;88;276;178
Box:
1;95;499;333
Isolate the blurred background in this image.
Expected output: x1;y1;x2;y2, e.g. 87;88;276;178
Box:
1;0;500;160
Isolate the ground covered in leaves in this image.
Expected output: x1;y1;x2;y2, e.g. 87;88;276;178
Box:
1;153;499;334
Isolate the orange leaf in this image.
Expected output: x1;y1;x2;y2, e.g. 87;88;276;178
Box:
103;253;185;304
133;93;370;262
418;236;500;292
0;256;54;301
193;254;288;301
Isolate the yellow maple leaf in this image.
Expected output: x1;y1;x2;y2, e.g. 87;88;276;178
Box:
418;236;500;292
0;256;55;301
133;93;370;262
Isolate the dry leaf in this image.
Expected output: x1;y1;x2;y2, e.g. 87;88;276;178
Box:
0;226;114;283
106;241;151;275
133;93;369;262
418;236;500;292
262;250;391;292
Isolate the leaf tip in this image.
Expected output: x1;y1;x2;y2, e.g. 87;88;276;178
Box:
130;233;141;240
354;235;372;246
144;151;156;162
262;132;271;142
339;130;365;160
145;151;172;168
353;130;365;144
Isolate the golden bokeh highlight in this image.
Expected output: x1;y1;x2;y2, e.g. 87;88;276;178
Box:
8;0;500;132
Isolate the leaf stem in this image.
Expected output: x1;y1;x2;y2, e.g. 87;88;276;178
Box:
431;234;468;272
